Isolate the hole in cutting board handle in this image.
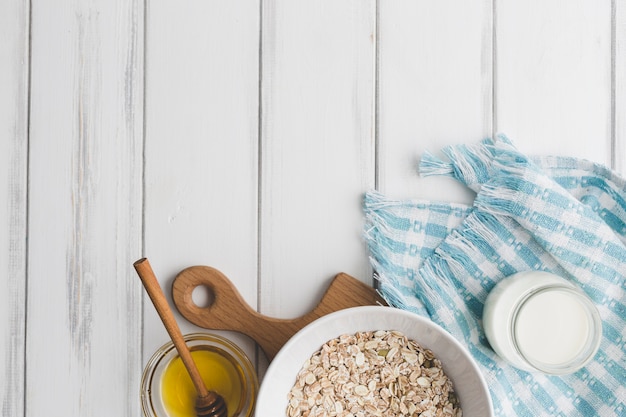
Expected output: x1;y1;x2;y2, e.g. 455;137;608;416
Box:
191;284;215;309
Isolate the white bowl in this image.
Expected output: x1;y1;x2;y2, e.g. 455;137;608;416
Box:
255;306;493;417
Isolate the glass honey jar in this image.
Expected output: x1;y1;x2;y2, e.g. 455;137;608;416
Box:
141;333;258;417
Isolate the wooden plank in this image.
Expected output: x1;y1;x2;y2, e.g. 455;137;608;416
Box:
259;0;376;319
0;1;29;416
616;0;626;172
26;1;144;415
377;0;493;203
496;0;612;162
143;0;260;359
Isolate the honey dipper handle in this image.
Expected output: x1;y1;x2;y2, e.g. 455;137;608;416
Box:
133;258;209;398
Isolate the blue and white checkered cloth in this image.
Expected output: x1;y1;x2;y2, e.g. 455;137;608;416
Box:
364;135;626;416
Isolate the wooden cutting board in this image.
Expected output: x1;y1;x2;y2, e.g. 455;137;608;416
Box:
171;266;386;360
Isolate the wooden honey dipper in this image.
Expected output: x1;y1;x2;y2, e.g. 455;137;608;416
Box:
134;258;228;417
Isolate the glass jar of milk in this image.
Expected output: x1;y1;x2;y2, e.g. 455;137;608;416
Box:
483;271;602;375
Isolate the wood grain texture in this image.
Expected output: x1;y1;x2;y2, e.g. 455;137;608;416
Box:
616;0;626;173
172;266;385;360
0;1;29;416
377;0;493;203
259;0;376;319
26;1;143;415
496;0;613;162
143;0;260;358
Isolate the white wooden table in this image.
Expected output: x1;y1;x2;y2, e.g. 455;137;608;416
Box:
2;1;625;416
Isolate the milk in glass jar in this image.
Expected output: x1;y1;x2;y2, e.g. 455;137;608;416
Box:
482;271;602;375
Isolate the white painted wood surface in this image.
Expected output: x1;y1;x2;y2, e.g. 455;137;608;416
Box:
143;0;260;362
0;1;28;416
259;0;376;320
24;1;143;416
617;0;626;172
377;0;492;204
496;0;613;164
1;1;624;416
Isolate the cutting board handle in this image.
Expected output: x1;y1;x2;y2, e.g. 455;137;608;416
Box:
172;266;385;360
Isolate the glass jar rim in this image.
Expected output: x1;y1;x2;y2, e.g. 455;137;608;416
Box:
141;332;258;417
510;284;602;375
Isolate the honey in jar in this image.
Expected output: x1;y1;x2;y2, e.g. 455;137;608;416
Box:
142;333;257;417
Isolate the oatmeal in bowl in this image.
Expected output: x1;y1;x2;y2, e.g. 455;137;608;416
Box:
255;306;492;417
288;330;461;417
